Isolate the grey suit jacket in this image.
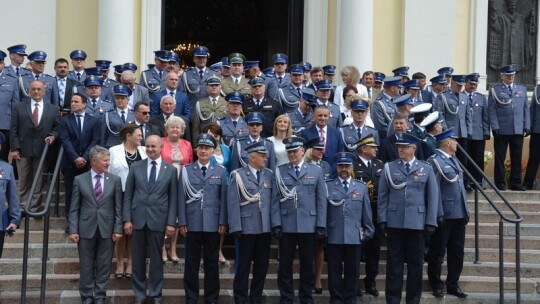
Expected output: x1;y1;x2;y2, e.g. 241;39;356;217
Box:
129;85;151;109
10;100;60;157
68;171;123;239
123;158;178;232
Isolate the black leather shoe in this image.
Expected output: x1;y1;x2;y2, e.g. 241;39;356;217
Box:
151;298;163;304
314;287;322;294
365;285;379;297
511;184;526;191
94;298;105;304
496;184;506;191
432;288;444;298
356;288;364;296
447;287;468;298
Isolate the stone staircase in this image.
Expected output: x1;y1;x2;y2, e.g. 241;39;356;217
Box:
1;190;540;303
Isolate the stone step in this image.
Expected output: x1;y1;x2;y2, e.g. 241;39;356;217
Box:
473;210;540;224
2;255;533;279
467;222;540;236
468;189;540;201
1;273;537;296
1;289;538;304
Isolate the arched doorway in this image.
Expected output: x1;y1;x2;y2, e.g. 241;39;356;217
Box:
162;0;304;69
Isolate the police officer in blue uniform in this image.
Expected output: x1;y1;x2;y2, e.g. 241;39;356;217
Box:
286;89;316;136
371;76;400;138
341;99;379;152
84;75;114;117
524;80;540;189
244;60;279;101
0;50;20;161
326;152;374;303
139;50;169;95
434;75;471;176
403;79;423;106
20;51;59;104
68;50;87;82
353;134;384;297
387;94;414;138
242;77;282;138
278;64;306;113
230;112;276;172
0;133;20;259
227;140;274;304
178;134;227;304
101;85;135;149
322;65;337;102
304;137;332;179
5;44;30;78
272;53;291;89
180;46;211;108
315;80;342;129
95;60;118;89
464;73;490;189
218;92;248;146
392;66;410;84
488;64;530;191
271;136;327;304
378;133;439;304
427;129;469;299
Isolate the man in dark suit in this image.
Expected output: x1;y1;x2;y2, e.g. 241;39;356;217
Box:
378;113;424;163
54;58;83;111
148;95;191;142
150;72;191;119
59;93;101;225
10;80;60;212
133;101;160;144
68;146;123;304
123;135;178;304
300;105;345;166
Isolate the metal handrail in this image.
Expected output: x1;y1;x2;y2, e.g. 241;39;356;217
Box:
21;144;64;304
457;144;522;303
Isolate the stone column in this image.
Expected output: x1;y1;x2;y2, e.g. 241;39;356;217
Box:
338;0;373;73
469;0;489;93
140;0;162;67
98;0;134;64
303;0;328;66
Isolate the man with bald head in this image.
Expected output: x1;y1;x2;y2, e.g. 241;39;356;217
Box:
150;72;191;119
120;70;151;110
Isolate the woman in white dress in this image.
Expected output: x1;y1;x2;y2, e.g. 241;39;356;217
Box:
268;114;293;166
334;65;374;127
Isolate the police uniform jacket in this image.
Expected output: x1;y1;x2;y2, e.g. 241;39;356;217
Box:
274;73;291;89
488;83;530;135
227;166;273;234
218;116;248;146
287;108;314;135
326;178;374;244
261;75;279;101
100;109;135;148
340;124;379;152
309;160;332;181
139;68;166;93
317;99;342;129
20;73;59;105
466;92;490;140
371;93;397;137
68;70;86;82
278;84;303;113
242;97;283;138
180;67;211;107
0;161;20;230
230;137;276;172
84;98;114;117
529;85;540;133
271;162;327;233
5;66;30;78
429;150;468;219
0;72;20;130
377;158;439;230
434;91;470;138
178;162;227;232
191;96;228;140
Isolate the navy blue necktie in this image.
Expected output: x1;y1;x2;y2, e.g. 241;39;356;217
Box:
405;163;411;173
201;166;207;177
256;170;260;183
295;165;300;177
343;180;348;192
149;161;157;188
